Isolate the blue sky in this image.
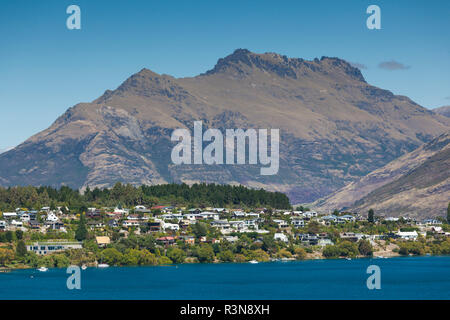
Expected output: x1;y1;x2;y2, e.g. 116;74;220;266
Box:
0;0;449;150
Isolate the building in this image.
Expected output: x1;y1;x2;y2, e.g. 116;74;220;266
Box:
2;212;17;219
273;219;289;228
95;236;111;247
27;241;82;255
274;233;289;243
396;231;419;240
291;218;305;228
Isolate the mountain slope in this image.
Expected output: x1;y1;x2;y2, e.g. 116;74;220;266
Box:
0;49;449;203
313;131;450;217
434;105;450;118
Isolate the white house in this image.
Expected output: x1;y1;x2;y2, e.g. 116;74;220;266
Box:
397;231;418;240
46;212;59;222
273;219;289;228
291;218;305;228
274;233;289;243
2;212;17;219
163;222;180;231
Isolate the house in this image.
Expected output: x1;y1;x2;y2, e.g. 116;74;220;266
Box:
297;233;319;245
87;209;101;219
273;219;289;228
95;236;111;247
107;220;118;228
122;220;140;227
114;207;128;215
146;221;162;232
27;241;82;255
161;213;184;221
318;238;334;246
339;215;356;223
88;221;105;229
46;212;59;222
179;236;195;245
29;220;41;230
224;236;239;243
20;213;31;222
210;220;231;232
396;231;418;240
291;218;305;228
156;236;175;246
385;217;400;222
302;211;318;218
45;221;65;230
134;205;150;213
229;221;246;231
10;220;23;228
321;215;338;225
2;212;17;220
199;212;220;220
244;219;258;229
0;220;7;230
163;222;180;231
423;219;442;225
340;232;365;242
274;233;289;243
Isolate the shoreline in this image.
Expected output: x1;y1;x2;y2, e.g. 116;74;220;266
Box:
3;254;447;272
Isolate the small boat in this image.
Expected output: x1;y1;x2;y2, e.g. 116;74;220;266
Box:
81;264;87;270
345;257;352;261
249;260;258;264
97;263;109;268
37;267;48;272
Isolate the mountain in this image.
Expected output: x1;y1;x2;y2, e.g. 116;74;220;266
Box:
0;49;449;203
434;106;450;118
313;131;450;218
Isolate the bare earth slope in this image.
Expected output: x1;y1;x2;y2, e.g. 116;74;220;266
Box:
313;131;450;218
0;49;449;204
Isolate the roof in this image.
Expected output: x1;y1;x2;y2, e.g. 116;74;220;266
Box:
95;236;111;245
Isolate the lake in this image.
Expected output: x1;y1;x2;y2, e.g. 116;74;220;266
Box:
1;256;449;300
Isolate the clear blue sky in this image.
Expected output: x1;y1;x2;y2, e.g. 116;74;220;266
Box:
1;0;449;151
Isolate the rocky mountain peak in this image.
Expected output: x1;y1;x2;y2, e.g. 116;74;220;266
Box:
204;49;365;82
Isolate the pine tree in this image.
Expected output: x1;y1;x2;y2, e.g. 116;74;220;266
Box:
75;213;88;241
16;240;27;258
368;209;375;223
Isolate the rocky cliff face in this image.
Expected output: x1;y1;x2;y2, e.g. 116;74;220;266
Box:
1;49;449;203
313;131;450;217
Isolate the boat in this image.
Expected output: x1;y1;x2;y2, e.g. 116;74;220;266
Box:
81;264;87;270
345;257;352;261
97;263;109;268
249;260;258;264
37;267;48;272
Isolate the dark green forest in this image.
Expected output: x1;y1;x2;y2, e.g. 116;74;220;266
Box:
0;183;291;211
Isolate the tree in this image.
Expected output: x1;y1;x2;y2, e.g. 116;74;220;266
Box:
167;248;186;264
307;221;320;234
368;209;375;223
294;247;307;260
192;222;208;238
101;248;123;265
15;230;23;240
75;213;88;241
0;248;14;266
16;240;27;258
196;244;215;263
358;239;373;256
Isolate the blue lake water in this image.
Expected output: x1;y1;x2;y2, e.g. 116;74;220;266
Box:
1;256;449;300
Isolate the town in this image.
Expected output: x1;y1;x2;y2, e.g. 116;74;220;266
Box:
0;184;449;270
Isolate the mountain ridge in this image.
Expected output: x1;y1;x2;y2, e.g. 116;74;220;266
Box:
0;49;449;205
